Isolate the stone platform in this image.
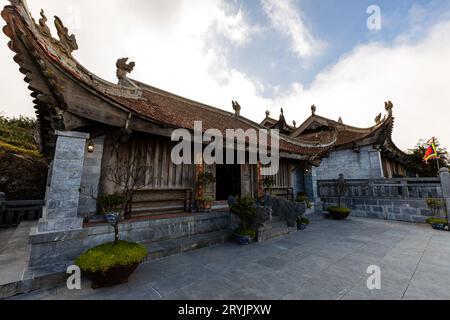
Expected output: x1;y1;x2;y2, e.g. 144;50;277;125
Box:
1;212;233;299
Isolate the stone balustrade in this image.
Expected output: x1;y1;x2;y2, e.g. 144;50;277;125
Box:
317;171;450;223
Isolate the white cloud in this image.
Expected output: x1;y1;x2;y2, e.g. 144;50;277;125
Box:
273;20;450;150
0;0;263;118
261;0;326;60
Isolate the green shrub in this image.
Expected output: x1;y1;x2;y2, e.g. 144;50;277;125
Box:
426;197;445;216
234;228;256;239
100;194;125;214
197;195;214;202
296;192;312;209
327;206;351;214
75;241;148;273
297;217;310;225
426;218;448;226
0;115;39;153
230;197;257;231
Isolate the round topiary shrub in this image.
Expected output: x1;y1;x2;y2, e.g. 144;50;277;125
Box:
76;241;148;288
76;241;148;273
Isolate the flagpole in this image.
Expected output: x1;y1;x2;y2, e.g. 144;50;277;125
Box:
434;137;440;173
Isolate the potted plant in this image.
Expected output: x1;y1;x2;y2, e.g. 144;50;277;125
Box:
100;193;125;223
426;218;449;231
197;195;214;212
327;174;352;220
75;241;148;289
230;197;258;245
196;171;216;212
297;217;310;230
296;192;312;209
76;153;151;289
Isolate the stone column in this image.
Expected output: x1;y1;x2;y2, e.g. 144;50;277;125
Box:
439;168;450;223
38;131;89;233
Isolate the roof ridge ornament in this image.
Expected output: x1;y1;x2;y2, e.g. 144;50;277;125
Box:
265;110;270;118
116;57;136;86
385;100;394;117
232;100;241;117
311;104;316;115
375;113;382;125
54;16;78;54
37;9;51;37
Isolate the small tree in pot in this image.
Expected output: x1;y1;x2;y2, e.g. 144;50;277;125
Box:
230;197;260;245
76;150;151;289
327;174;352;220
196;171;216;212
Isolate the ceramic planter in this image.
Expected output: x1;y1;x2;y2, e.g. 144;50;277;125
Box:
86;263;140;289
235;234;252;245
431;223;447;231
327;208;351;220
197;199;213;213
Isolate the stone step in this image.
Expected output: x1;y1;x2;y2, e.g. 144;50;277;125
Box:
260;220;289;230
258;222;297;242
141;229;232;263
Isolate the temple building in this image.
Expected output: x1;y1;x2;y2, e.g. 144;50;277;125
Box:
261;102;408;201
2;0;410;274
2;1;409;217
2;1;336;218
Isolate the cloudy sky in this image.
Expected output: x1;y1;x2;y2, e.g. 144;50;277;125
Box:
1;0;450;150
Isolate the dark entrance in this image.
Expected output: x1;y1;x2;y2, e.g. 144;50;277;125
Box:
216;165;241;201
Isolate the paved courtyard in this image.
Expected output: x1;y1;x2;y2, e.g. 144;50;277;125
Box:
11;217;450;300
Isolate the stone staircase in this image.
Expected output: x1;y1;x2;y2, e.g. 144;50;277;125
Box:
257;219;297;242
141;229;232;263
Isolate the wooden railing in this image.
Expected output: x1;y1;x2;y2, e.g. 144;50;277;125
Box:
318;178;442;199
0;200;45;228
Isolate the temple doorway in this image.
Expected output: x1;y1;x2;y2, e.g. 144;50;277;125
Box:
216;164;241;201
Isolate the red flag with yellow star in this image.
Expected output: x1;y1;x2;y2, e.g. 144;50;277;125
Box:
423;138;438;164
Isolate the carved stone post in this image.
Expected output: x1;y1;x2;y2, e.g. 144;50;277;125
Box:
37;131;89;233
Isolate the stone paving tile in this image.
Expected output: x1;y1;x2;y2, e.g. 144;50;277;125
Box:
9;217;450;300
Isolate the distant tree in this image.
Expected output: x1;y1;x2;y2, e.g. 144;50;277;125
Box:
405;138;449;177
0;115;39;152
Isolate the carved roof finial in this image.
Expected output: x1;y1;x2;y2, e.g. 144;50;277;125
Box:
375;113;382;125
293;120;297;128
280;108;284;117
338;117;343;124
232;100;241;117
311;104;316;115
385;100;394;116
116;58;135;85
37;9;51;37
54;16;78;54
265;110;270;118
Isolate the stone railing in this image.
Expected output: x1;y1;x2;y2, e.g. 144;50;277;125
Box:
317;174;448;223
318;178;443;199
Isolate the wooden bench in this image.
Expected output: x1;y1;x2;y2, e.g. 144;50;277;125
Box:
265;187;294;201
129;188;193;216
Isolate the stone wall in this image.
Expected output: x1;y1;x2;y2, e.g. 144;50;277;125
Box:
320;196;433;223
29;212;231;268
315;145;384;180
